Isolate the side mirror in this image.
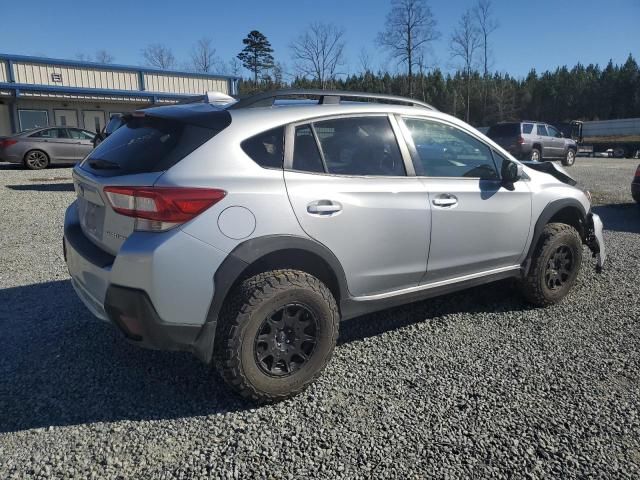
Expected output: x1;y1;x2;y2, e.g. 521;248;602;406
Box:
502;160;523;185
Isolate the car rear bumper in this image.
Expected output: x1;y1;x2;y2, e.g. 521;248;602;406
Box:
64;200;227;361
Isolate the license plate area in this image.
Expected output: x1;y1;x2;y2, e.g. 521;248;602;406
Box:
76;181;106;241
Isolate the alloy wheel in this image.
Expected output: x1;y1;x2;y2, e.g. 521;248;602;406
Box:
26;151;48;169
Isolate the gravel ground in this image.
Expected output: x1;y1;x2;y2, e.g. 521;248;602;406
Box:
0;158;639;479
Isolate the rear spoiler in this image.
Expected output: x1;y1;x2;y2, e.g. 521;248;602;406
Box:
521;161;577;186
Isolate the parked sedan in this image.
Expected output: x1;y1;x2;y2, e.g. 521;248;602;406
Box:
0;127;96;170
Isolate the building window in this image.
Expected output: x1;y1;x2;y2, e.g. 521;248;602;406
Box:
18;110;49;132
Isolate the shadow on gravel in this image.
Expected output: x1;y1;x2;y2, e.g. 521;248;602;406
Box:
0;280;250;433
0;163;73;171
592;203;640;234
6;183;75;192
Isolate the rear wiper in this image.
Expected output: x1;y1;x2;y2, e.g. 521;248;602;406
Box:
88;159;120;170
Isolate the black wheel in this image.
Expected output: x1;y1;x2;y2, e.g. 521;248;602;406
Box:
520;223;583;306
24;150;50;170
562;149;576;166
215;269;339;402
530;148;541;162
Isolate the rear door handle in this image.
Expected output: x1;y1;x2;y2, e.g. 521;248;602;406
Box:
432;194;458;207
307;200;342;215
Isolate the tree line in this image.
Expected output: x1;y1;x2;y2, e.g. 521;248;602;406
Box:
73;0;640;126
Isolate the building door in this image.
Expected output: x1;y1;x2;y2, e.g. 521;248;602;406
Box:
82;110;105;134
54;109;78;128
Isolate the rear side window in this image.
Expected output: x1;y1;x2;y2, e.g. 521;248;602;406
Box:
292;125;324;173
30;128;68;139
487;123;519;137
81;116;219;177
314;117;405;176
241;127;284;169
522;123;534;134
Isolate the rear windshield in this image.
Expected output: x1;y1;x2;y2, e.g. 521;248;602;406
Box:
487;123;520;137
80;116;220;177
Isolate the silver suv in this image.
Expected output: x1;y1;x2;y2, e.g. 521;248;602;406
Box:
487;121;578;166
64;90;605;402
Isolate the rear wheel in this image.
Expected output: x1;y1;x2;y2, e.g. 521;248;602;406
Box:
520;223;583;306
530;148;541;162
24;150;50;170
562;149;576;166
215;269;339;402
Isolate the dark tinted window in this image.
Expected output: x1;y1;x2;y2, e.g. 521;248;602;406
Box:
403;118;498;179
81;116;219;177
30;128;68;139
292;125;324;173
241;127;284;169
522;123;534;134
536;124;548;136
487;123;519;137
314;117;405;176
547;125;560;137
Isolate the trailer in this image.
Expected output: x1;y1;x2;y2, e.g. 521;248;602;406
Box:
564;118;640;158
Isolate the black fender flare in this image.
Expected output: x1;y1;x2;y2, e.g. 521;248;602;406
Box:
192;235;349;363
522;198;588;275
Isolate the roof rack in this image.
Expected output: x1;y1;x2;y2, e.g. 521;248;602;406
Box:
226;89;436;111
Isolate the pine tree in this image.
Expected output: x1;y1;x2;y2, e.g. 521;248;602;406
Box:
237;30;275;84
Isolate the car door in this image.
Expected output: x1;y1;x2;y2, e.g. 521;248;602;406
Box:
398;116;532;283
535;124;554;158
283;114;431;297
28;128;77;163
67;128;95;159
545;125;564;158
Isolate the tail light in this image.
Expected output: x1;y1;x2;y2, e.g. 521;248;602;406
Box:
516;136;525;145
635;165;640;178
0;139;18;148
104;186;226;231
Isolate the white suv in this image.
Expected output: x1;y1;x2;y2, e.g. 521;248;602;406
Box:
64;90;605;402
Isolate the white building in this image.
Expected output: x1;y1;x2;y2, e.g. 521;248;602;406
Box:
0;53;239;136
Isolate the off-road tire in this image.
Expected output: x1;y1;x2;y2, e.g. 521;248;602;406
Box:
215;269;339;403
521;223;583;306
530;148;542;162
562;149;576;166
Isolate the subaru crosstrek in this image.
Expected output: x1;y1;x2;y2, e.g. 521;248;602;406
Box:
64;89;605;402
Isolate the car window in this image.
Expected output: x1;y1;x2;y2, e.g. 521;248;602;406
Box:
522;123;534;134
403;118;499;179
68;128;95;140
241;126;285;169
547;125;560;137
29;128;68;139
537;124;548;136
487;123;519;137
292;125;324;173
312;116;405;176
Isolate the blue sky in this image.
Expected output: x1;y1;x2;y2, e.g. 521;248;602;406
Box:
1;0;638;78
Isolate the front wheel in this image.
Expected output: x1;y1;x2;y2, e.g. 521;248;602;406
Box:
520;223;583;306
562;149;576;166
215;270;339;403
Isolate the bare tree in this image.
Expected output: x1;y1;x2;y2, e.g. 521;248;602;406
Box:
228;57;243;77
142;44;176;70
75;52;92;62
450;9;481;122
474;0;498;78
95;50;114;64
290;22;346;89
358;47;373;73
377;0;440;95
189;38;217;73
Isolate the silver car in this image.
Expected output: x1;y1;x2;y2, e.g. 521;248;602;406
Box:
63;89;606;402
0;127;96;169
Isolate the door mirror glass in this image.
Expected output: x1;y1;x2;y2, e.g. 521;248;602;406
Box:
502;160;523;184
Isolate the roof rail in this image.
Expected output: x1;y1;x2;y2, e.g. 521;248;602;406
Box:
226;89;436;111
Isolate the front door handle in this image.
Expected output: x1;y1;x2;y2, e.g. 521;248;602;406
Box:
432;194;458;207
307;200;342;215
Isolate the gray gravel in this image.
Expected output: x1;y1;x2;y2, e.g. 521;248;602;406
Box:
0;159;639;479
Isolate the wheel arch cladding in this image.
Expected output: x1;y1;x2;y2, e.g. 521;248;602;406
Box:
195;235;349;364
523;198;588;275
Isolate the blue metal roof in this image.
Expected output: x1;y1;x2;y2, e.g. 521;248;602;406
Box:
0;52;240;81
0;82;198;100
